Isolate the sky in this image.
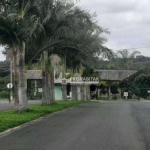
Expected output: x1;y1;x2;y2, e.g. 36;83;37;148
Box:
0;0;150;61
0;47;5;61
76;0;150;57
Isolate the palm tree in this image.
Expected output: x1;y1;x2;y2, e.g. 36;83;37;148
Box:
0;0;108;107
25;0;114;102
25;0;72;103
0;0;43;111
116;49;141;70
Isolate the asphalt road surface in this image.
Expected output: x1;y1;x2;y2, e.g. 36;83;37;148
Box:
0;101;150;150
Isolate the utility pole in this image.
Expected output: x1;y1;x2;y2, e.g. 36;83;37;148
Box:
10;60;13;102
6;50;13;102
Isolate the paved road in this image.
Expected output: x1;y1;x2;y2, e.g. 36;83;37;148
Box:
0;100;42;111
0;101;150;150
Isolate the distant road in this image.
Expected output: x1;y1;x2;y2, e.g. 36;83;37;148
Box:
0;100;42;111
0;101;150;150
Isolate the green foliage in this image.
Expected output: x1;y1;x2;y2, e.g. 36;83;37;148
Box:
82;67;100;78
96;52;150;99
97;54;150;72
0;100;85;132
134;74;150;98
29;92;42;100
115;49;141;70
0;61;10;77
1;0;114;107
25;0;114;69
0;76;10;89
119;80;138;99
99;81;119;95
112;94;117;100
27;80;43;99
147;96;150;100
0;90;9;99
111;84;119;94
135;74;150;87
66;73;71;79
0;61;10;98
0;76;10;98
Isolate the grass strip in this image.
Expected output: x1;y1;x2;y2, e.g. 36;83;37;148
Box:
0;100;85;133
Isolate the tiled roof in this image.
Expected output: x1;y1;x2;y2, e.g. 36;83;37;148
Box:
26;70;69;83
95;70;137;81
27;70;137;82
27;70;42;79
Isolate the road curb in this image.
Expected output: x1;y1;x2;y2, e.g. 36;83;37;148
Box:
0;103;83;137
0;116;44;137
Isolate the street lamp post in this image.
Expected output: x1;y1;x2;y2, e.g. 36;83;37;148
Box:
10;60;13;101
7;83;13;103
6;50;14;102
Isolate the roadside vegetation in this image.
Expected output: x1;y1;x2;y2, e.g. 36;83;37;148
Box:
97;49;150;100
1;0;150;113
0;61;10;100
0;0;113;111
0;100;85;132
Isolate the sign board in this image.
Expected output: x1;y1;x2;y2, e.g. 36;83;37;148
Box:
38;88;43;92
124;92;128;97
7;83;13;89
34;92;36;96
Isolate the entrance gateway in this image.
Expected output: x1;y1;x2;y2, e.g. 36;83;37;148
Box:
26;70;138;100
95;70;137;99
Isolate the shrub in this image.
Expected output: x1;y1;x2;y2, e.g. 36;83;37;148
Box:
112;94;117;100
147;96;150;100
0;90;9;99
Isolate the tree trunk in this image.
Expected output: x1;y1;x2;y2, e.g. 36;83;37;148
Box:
49;67;55;103
80;84;84;100
62;56;66;78
62;83;67;100
42;69;51;104
71;83;77;100
85;84;90;101
13;50;20;111
17;42;28;111
42;51;51;105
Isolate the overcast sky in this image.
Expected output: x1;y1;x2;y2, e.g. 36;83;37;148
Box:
0;0;150;61
0;47;5;61
77;0;150;57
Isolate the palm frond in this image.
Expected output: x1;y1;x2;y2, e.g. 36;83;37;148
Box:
28;38;63;65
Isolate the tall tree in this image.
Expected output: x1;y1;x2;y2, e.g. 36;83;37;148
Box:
0;0;114;105
116;49;141;70
0;0;43;111
134;74;150;99
26;0;114;102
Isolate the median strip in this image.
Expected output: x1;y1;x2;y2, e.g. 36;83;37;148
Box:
0;100;85;133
